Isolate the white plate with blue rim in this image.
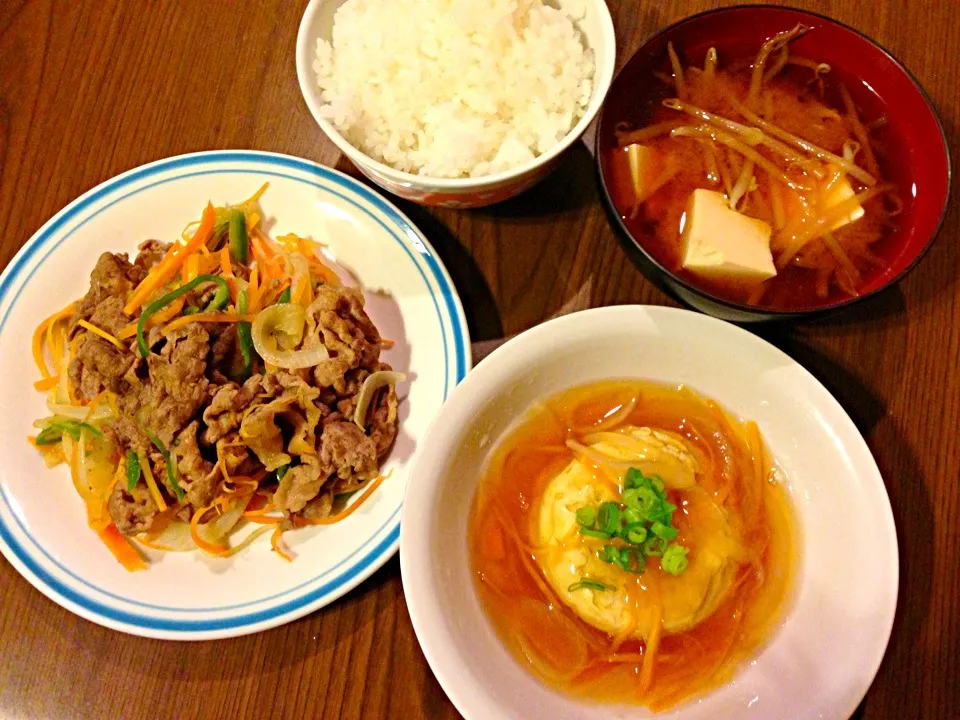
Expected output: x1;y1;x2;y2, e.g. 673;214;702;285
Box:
0;150;470;639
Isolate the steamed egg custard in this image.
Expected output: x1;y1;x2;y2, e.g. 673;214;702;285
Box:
539;428;742;639
469;380;796;710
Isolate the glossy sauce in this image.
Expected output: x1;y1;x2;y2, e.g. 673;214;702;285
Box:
469;380;797;710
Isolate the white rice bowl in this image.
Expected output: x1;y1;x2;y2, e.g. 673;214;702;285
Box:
313;0;596;178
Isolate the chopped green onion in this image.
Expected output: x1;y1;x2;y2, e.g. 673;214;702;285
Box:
568;578;614;592
625;524;648;545
622;506;643;525
643;535;669;557
575;506;597;528
125;451;141;491
661;544;689;576
624;467;645;489
650;521;679;541
633;486;661;515
622;487;640;508
580;527;614;540
597;501;620;534
617;547;646;574
650;475;666;493
598;544;619;564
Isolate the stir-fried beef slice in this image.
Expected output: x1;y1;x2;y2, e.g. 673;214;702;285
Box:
332;368;369;419
144;325;210;445
202;378;262;445
273;456;325;514
238;371;325;469
70;252;145;335
216;433;257;476
175;421;220;508
298;490;334;520
367;382;399;458
133;240;170;273
108;482;158;535
208;324;239;376
86;296;130;337
308;286;382;388
68;335;137;400
319;420;377;481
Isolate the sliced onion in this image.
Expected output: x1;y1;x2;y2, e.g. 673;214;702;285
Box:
251;304;329;369
138;496;254;552
46;401;114;422
353;371;406;429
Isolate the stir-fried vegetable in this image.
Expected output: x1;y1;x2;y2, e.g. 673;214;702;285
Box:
228;210;249;265
28;184;402;572
237;290;254;378
136;274;231;357
125;451;141;491
34;419;103;446
353;371;406;429
250;304;330;369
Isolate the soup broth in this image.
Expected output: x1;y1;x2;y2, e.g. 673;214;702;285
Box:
605;27;901;310
469;380;797;710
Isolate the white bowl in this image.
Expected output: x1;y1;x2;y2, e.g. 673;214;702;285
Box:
400;306;898;719
295;0;616;208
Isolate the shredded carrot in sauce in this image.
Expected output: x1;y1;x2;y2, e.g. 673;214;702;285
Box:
293;471;391;526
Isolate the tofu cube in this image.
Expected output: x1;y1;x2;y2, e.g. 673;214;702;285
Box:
680;189;777;282
821;165;865;231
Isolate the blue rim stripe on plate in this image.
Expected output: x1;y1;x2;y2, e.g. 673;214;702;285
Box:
0;151;469;633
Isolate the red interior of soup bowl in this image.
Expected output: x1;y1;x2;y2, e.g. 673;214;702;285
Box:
597;5;950;316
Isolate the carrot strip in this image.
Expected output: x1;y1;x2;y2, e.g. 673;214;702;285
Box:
34;376;60;391
139;454;167;512
123;203;216;314
271;527;293;562
32;302;77;378
293;472;390;526
96;523;148;571
381;339;395;349
219;247;237;301
77;320;125;350
162;313;255;335
190;504;229;554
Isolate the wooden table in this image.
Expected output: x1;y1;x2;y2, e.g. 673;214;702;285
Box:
1;1;957;718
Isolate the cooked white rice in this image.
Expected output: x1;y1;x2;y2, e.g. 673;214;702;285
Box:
313;0;595;178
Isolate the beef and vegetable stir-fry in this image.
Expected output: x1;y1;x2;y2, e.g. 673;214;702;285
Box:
29;186;404;570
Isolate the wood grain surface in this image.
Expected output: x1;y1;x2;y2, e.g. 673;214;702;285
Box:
1;1;958;718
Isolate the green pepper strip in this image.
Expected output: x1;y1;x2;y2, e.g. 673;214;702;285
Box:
142;427;185;501
228;210;248;265
35;420;103;445
237;290;254;379
136;274;231;357
126;451;141;491
276;288;291;304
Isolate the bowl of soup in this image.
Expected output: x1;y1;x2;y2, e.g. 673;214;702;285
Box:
595;7;950;322
399;305;898;718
